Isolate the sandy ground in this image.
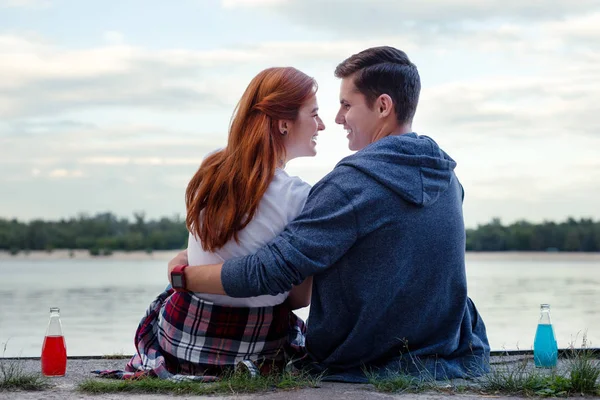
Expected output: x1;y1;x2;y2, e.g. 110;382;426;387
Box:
2;355;599;400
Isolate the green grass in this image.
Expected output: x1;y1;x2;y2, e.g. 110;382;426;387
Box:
0;341;50;391
369;360;599;398
78;369;321;395
480;340;600;397
367;372;427;393
482;358;573;397
101;352;128;360
566;346;600;395
0;357;50;391
368;341;600;398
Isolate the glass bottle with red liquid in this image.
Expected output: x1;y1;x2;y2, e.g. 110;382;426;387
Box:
41;307;67;376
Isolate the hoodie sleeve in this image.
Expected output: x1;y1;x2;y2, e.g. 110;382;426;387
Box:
221;180;358;297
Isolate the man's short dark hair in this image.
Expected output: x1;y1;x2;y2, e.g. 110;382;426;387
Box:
335;46;421;124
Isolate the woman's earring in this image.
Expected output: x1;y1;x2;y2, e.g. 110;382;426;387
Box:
282;130;288;136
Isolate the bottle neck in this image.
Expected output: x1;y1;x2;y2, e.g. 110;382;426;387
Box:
46;315;63;336
539;310;552;325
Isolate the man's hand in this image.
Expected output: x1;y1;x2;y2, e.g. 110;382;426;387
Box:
168;249;188;284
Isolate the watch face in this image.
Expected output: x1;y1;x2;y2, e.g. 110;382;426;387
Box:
172;274;184;288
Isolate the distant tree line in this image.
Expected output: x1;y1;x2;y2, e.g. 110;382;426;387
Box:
0;212;189;256
466;218;600;252
0;214;599;255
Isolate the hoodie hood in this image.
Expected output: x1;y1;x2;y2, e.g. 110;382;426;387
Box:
337;133;457;207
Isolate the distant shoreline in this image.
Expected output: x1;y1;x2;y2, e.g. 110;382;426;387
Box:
0;249;179;261
1;249;600;261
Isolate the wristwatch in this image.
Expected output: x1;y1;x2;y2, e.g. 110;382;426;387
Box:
170;265;188;291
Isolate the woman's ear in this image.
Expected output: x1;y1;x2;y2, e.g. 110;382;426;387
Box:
278;120;290;136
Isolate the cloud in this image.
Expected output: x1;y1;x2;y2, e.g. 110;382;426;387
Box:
0;39;228;118
78;157;201;166
0;169;189;221
47;169;85;178
103;31;125;45
222;0;283;7
0;34;392;119
417;71;600;139
0;122;225;165
395;12;600;141
542;12;600;43
222;0;600;35
464;177;600;227
0;121;218;219
7;119;97;135
0;0;50;8
3;10;597;122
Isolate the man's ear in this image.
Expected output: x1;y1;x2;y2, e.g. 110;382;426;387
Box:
377;94;394;118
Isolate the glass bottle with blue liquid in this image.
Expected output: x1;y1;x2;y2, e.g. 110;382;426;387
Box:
533;303;558;368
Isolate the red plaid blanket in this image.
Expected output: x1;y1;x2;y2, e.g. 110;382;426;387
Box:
93;288;305;382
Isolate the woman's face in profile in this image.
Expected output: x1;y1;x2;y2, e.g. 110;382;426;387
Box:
283;94;326;160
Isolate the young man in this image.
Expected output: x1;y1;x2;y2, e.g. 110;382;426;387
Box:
168;46;490;381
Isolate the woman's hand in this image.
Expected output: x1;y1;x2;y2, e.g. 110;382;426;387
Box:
288;276;313;310
168;250;188;284
166;250;226;294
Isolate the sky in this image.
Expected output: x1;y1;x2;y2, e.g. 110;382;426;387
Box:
0;0;599;228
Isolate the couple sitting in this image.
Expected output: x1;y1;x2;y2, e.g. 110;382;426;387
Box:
124;46;490;383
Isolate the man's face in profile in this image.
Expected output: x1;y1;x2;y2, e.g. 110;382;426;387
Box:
335;77;380;151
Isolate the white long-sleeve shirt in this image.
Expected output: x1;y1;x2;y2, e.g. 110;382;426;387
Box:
187;168;311;307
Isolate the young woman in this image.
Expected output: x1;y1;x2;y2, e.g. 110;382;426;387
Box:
124;67;325;380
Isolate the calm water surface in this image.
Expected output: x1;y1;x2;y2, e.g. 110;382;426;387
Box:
0;252;598;357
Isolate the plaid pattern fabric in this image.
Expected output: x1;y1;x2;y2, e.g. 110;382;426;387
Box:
93;288;305;382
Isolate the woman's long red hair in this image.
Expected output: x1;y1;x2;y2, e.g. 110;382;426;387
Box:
186;67;317;251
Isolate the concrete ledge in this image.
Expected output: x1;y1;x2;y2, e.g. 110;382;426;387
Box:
4;348;598;361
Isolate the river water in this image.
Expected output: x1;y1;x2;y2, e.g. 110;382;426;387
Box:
0;251;598;357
